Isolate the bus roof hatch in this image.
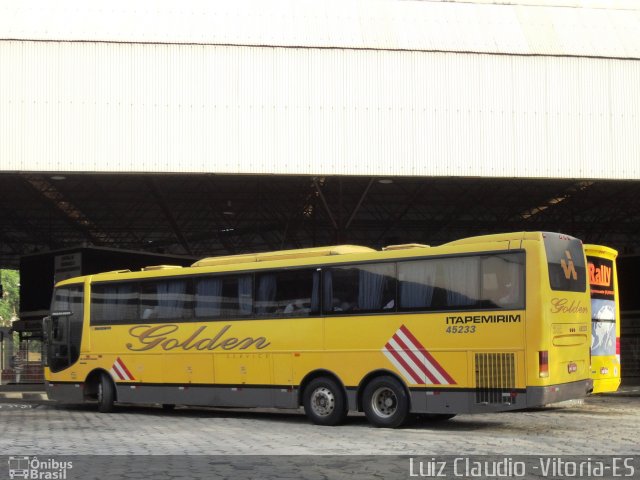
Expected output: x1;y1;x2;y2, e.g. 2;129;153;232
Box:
192;245;375;268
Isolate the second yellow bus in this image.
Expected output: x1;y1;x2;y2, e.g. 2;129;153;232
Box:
585;244;621;394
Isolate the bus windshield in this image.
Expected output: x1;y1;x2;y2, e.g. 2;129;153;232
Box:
588;255;616;356
543;233;586;292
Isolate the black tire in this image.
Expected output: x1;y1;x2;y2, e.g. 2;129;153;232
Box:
303;377;348;426
362;376;410;428
97;373;116;413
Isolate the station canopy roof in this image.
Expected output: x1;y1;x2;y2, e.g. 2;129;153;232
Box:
0;173;638;269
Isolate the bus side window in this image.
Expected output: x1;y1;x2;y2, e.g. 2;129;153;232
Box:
398;259;437;310
323;263;396;314
481;256;509;307
194;276;224;318
194;274;253;319
480;253;525;309
139;282;160;320
256;269;317;317
91;282;138;324
398;259;452;311
138;280;191;321
256;273;278;315
324;268;357;313
441;256;480;308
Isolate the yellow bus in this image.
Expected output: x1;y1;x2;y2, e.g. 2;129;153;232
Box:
584;244;621;394
44;231;593;428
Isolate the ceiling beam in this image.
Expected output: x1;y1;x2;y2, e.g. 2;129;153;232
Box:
145;178;193;256
23;174;113;246
345;178;374;230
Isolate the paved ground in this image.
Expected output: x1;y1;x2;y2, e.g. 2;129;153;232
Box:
1;390;638;479
0;389;638;457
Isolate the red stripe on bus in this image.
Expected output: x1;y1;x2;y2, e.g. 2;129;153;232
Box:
385;343;423;384
116;358;135;381
392;334;439;384
111;362;126;380
399;325;456;384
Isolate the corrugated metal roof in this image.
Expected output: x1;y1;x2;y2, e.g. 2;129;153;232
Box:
1;0;639;59
2;40;639;179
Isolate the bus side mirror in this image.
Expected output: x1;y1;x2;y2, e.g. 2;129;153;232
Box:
42;316;51;334
42;316;50;367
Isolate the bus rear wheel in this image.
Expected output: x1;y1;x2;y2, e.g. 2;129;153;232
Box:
97;373;116;413
363;376;409;428
303;377;347;426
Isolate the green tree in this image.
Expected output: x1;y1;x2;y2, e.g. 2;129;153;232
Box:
0;269;20;327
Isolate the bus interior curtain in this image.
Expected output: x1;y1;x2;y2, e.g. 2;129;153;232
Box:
257;274;277;314
323;270;333;312
503;256;523;305
444;257;479;306
358;268;385;310
238;275;253;315
399;262;436;308
116;284;136;320
94;285;113;321
195;278;223;317
157;280;186;318
311;271;320;313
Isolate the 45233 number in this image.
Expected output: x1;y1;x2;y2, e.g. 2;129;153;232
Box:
446;325;476;334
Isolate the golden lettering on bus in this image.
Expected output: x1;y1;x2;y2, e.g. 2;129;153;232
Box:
550;297;588;314
193;338;214;350
126;324;271;352
560;250;578;281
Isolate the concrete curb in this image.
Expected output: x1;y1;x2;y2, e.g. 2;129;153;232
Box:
600;386;640;397
0;392;48;402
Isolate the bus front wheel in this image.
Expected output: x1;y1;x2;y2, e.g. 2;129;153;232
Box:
97;374;116;413
303;377;347;426
362;376;409;428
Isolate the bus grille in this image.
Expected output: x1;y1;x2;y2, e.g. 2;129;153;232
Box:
475;353;516;405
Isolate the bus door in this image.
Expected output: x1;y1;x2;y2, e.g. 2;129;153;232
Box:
44;312;71;372
44;285;84;373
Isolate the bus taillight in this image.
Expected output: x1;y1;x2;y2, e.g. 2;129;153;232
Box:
616;337;621;362
539;351;549;378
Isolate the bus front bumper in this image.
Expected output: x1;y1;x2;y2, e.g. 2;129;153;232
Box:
46;381;85;403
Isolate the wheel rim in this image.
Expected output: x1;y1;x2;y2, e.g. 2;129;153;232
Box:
371;386;398;418
98;382;103;403
310;386;336;417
